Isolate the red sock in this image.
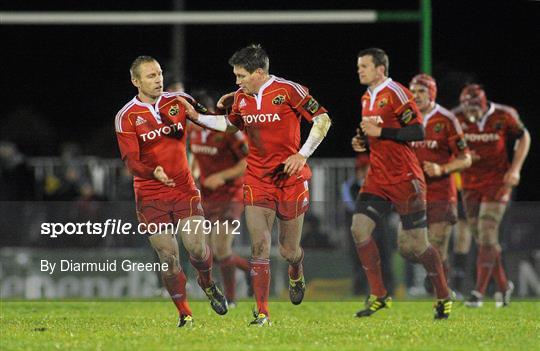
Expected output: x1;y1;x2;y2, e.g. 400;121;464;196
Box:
230;254;250;272
475;245;496;294
355;237;387;297
288;248;304;280
418;245;449;299
250;258;270;316
219;256;237;302
162;270;192;316
189;245;213;289
492;250;509;292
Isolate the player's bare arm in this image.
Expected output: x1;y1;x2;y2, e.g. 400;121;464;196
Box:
503;129;531;187
469;149;481;163
176;96;238;133
423;152;472;178
360;118;382;137
284;113;332;176
153;166;175;187
203;159;247;191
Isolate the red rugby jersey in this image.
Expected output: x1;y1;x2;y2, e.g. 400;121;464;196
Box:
189;126;248;191
361;78;424;185
411;104;469;201
455;103;525;189
228;75;327;187
115;92;198;200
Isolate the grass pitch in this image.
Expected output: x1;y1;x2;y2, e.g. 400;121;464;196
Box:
1;299;539;350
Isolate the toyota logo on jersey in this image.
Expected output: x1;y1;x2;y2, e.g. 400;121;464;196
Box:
140;122;184;142
242;113;282;124
362;115;384;124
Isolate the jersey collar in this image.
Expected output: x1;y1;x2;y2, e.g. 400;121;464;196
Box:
422;103;440;127
254;75;276;110
132;95;164;124
367;78;392;110
476;102;495;132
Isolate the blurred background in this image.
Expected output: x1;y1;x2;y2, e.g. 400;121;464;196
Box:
1;1;539;300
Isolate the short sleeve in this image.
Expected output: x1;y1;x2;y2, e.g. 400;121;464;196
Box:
227;93;245;130
114;109;154;179
286;81;327;122
389;83;422;126
504;107;526;139
445;114;469;156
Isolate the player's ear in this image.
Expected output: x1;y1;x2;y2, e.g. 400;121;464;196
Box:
377;65;386;77
131;77;140;89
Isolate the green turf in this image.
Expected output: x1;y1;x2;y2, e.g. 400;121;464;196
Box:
1;299;539;350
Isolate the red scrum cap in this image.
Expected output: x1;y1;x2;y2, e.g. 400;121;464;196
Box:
410;73;437;101
460;84;487;112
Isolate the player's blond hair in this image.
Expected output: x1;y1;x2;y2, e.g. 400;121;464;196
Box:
130;56;157;79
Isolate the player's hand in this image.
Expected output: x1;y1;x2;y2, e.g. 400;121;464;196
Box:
423;161;444;178
503;169;520;187
470;150;481;163
360;118;382;137
153;166;175;187
217;92;236;110
176;96;199;121
283;153;306;176
351;128;367;152
203;173;226;190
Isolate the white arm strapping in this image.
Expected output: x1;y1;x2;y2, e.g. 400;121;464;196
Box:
298;113;332;158
197;114;230;132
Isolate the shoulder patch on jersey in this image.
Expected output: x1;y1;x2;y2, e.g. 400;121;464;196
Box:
169;104;180;116
272;95;286;105
434;122;443;133
401;108;415;124
303;98;321;115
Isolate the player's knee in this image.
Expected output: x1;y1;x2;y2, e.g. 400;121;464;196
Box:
187;243;206;260
401;211;427;230
398;243;419;263
479;216;499;235
278;245;298;262
428;231;447;251
156;249;179;274
214;246;231;260
251;240;270;258
350;223;369;244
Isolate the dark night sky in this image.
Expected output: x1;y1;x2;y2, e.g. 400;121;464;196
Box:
2;1;539;199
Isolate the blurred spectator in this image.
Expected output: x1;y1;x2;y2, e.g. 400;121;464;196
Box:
44;165;81;201
166;80;185;93
2;107;56;156
0;141;35;200
301;214;335;249
116;166;135;201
